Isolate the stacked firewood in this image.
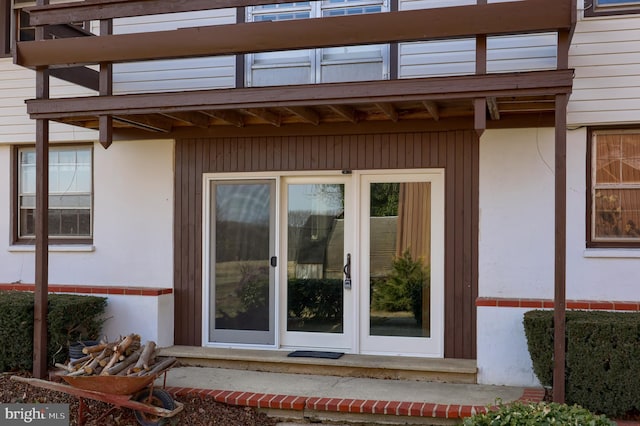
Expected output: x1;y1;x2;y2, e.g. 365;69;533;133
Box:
56;334;176;377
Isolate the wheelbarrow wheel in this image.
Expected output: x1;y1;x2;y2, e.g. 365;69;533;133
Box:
133;389;176;426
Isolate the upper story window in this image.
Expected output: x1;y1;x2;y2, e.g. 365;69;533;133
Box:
16;145;93;243
588;130;640;248
246;0;388;87
585;0;640;17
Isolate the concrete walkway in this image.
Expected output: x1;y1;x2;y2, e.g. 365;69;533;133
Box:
158;366;544;424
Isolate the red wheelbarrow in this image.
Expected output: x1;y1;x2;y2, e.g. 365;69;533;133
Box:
11;359;184;426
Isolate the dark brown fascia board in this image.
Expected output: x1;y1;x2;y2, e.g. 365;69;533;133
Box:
26;0;298;26
17;0;573;68
25;70;574;119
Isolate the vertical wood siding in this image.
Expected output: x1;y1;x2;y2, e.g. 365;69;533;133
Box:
174;131;479;359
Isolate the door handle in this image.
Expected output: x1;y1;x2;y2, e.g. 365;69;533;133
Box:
343;253;351;289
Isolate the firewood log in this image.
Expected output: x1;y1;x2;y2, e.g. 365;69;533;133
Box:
82;342;108;355
131;341;156;373
105;349;142;376
141;356;176;377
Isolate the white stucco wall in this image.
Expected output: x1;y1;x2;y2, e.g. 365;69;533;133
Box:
478;127;640;386
0;139;175;346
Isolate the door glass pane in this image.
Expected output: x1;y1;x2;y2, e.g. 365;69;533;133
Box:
287;184;344;333
369;182;431;337
211;183;272;335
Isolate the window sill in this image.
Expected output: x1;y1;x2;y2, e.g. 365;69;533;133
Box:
583;249;640;259
8;245;95;253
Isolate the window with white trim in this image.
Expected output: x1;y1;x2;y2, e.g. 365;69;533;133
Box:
589;130;640;247
245;0;389;87
17;146;93;242
585;0;640;16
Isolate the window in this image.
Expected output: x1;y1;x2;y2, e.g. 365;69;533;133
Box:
16;145;93;243
588;130;640;247
585;0;640;17
246;0;388;87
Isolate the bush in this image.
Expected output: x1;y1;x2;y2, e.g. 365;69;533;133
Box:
0;291;107;371
462;401;614;426
524;310;640;417
370;249;429;324
287;278;342;321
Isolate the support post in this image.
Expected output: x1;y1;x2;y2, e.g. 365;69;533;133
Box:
553;93;568;403
33;0;50;380
99;19;113;149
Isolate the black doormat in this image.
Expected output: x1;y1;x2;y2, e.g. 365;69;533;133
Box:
287;350;344;359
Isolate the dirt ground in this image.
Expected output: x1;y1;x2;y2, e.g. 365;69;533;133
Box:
0;371;279;426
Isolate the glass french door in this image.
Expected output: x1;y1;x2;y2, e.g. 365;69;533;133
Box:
280;176;354;350
359;171;444;357
204;171;443;357
206;179;276;345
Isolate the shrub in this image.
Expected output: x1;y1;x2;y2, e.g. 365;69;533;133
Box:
371;249;429;324
524;310;640;417
462;401;614;426
0;291;107;371
287;278;342;321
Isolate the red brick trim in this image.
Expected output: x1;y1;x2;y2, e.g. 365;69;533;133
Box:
166;386;543;420
476;297;640;311
0;283;172;296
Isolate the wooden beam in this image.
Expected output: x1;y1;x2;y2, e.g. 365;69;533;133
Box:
26;0;300;26
161;111;211;128
99;19;113;148
553;93;568;404
487;97;500;120
284;106;320;125
25;70;575;120
114;115;172;132
329;105;358;123
242;108;281;127
474;98;486;137
50;67;99;91
375;102;398;122
33;0;49;382
17;0;574;68
201;110;245;127
422;101;440;121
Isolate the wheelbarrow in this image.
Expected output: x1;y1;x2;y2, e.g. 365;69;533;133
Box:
11;360;184;426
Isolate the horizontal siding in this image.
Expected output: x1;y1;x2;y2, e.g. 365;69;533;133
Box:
568;15;640;126
398;1;555;78
0;59;96;144
113;10;237;94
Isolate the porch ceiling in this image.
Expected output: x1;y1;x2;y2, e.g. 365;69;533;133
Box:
28;69;573;136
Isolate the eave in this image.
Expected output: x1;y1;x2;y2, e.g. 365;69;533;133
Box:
26;70;573;137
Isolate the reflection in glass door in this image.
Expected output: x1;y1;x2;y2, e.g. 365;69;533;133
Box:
208;180;276;345
360;172;444;357
281;178;352;350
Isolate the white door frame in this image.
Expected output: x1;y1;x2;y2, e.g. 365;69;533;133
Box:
278;174;356;351
202;170;444;357
358;169;445;358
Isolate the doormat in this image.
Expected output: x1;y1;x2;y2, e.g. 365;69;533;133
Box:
287;350;344;359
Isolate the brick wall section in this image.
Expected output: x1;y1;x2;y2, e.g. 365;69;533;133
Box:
166;386;544;420
0;283;172;296
476;297;640;311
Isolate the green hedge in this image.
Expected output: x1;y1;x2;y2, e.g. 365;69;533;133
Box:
524;310;640;417
0;291;107;371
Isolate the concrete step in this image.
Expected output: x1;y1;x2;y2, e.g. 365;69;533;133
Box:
158;365;544;425
159;346;478;384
